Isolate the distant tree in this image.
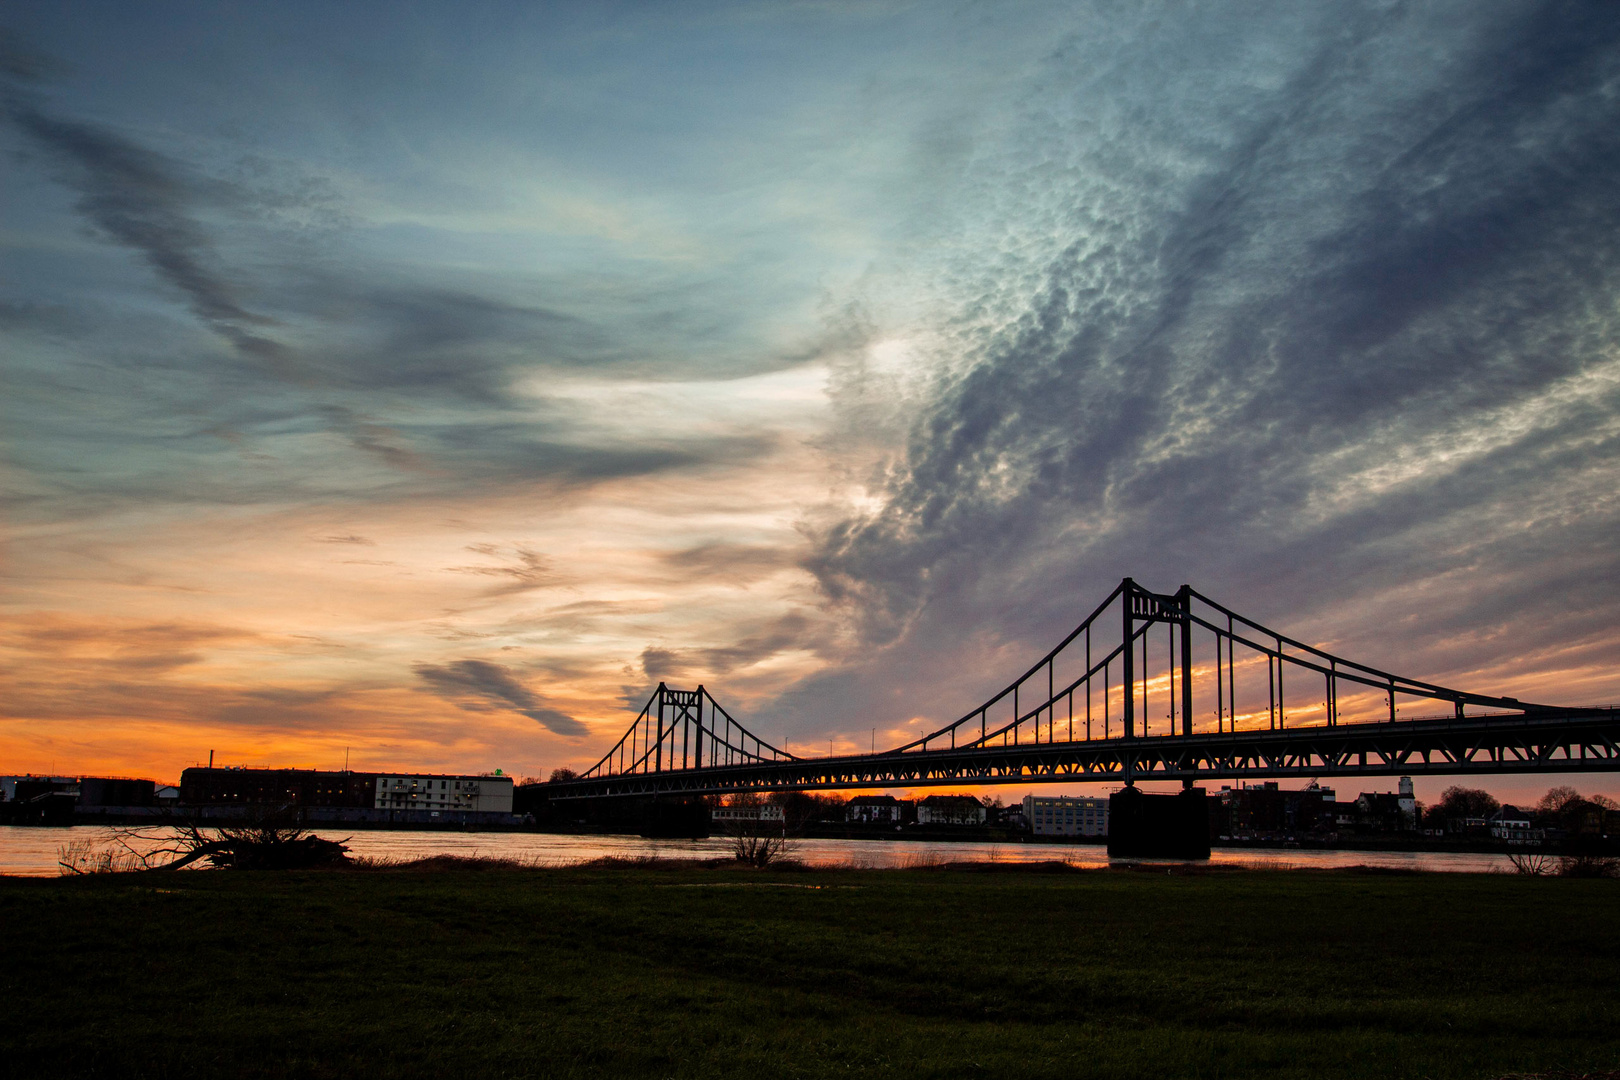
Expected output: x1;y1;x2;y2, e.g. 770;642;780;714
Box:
1532;787;1617;834
770;790;845;828
1436;786;1499;820
547;768;578;783
1536;785;1582;817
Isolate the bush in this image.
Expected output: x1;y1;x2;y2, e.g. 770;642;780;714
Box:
1506;852;1554;876
1556;854;1619;879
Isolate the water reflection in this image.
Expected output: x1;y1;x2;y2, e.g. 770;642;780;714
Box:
0;825;1518;877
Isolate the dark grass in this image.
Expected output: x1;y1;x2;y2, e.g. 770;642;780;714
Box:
2;863;1617;1079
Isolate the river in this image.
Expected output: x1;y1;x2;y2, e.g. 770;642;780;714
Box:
0;825;1523;877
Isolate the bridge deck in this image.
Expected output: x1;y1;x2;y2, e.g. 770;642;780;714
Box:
549;707;1620;799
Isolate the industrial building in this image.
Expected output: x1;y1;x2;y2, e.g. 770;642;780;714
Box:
176;767;515;824
0;775;76;801
179;768;380;808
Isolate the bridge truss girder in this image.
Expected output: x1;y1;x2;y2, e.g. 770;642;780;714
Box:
547;709;1620;800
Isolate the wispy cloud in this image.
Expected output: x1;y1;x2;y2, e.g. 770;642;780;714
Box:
783;0;1620;731
6;101;293;365
414;659;586;737
448;545;558;596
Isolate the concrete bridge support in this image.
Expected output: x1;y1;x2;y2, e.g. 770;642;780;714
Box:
1107;786;1211;859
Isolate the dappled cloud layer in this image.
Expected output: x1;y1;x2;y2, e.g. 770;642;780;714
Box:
2;3;1617;790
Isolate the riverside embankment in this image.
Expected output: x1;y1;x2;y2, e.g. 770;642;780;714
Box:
0;824;1527;876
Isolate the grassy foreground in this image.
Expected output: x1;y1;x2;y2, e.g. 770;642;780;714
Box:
2;862;1617;1080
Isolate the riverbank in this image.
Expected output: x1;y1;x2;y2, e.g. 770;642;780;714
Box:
0;825;1533;875
9;814;1599;858
3;863;1616;1079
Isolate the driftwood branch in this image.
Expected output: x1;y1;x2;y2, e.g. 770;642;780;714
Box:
57;805;350;874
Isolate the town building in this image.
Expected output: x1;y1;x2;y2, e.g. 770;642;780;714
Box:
1489;805;1543;845
1216;781;1336;840
1397;776;1418;823
374;774;514;813
711;803;785;823
917;794;986;826
1022;794;1108;837
1337;777;1420;833
846;795;907;824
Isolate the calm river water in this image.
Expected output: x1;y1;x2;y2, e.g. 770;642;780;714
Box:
0;825;1516;877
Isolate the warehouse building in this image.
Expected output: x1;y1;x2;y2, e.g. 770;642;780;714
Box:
177;766;515;823
179;768;379;808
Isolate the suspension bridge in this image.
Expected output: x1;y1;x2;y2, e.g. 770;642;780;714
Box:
547;577;1619;801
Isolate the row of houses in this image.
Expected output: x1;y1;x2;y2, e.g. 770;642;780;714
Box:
1424;805;1619;845
723;784;1431;840
846;794;989;826
1212;778;1581;843
821;794;991;826
711;794;994;827
716;793;1110;834
1213;779;1421;840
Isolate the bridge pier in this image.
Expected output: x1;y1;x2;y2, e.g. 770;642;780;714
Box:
638;796;711;839
1107;785;1211;860
550;794;711;838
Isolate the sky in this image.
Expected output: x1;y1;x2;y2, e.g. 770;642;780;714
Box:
3;1;1618;808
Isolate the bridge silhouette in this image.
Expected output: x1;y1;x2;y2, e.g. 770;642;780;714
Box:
548;577;1619;801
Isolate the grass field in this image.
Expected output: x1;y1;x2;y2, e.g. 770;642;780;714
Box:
2;861;1617;1079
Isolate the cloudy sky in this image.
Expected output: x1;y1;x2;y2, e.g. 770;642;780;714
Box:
3;1;1617;804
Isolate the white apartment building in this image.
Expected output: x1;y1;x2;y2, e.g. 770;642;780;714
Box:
1023;794;1109;837
711;804;784;822
846;795;906;824
374;773;513;813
